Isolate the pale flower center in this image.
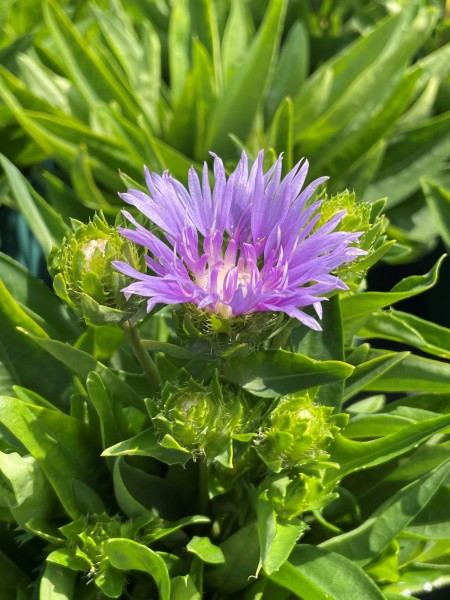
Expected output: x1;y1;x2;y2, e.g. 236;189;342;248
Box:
81;239;107;264
195;261;251;318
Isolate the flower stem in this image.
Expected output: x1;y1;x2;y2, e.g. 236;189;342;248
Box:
122;320;161;392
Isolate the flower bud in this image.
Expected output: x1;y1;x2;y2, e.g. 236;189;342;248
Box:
255;393;346;473
152;375;242;467
265;472;338;520
316;191;389;289
48;213;145;325
57;513;154;597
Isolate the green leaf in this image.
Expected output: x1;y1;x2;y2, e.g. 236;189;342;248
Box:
256;492;306;576
221;0;251;84
291;295;345;408
340;414;413;439
106;538;170;600
326;413;450;484
103;428;191;466
22;333;144;411
293;12;403;130
265;21;309;122
187;536;225;564
46;548;91;572
39;563;76;600
86;371;124;448
340;255;444;340
93;4;161;133
170;575;201;600
343;352;409;401
361;349;450;393
0;154;68;254
221;349;353;397
140;339;198;360
43;0;138;119
0;396;101;519
0;280;71;401
113;457;183;521
205;524;260;593
295;8;436;155
0;252;79;340
358;309;450;360
0;451;57;530
206;0;287;155
365;112;450;207
321;459;450;566
316;65;423;182
189;0;222;92
143;515;210;545
270;97;294;173
407;484;450;540
168;0;191;102
193;40;217;159
423;177;450;249
267;544;384;599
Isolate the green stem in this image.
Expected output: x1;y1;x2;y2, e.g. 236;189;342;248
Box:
122;320;161;392
198;459;210;517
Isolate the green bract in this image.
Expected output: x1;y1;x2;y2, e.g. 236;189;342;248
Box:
316;193;390;290
174;304;287;354
48;213;145;325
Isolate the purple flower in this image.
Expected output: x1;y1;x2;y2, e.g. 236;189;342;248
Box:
113;151;365;330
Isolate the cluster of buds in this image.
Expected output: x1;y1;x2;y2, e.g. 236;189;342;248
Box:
48;213;145;326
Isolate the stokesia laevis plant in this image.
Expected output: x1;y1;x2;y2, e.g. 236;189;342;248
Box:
113;150;366;340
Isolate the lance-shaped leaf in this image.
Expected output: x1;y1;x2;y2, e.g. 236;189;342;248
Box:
21;332;144;411
0;396;102;519
0;154;68;254
220;349;353;397
206;0;287;155
267;544;384;599
358;309;450;360
362;350;450;393
321;459;450;566
105;538;170;600
343;351;409;401
340;255;444;340
103;428;191;466
326;413;450;484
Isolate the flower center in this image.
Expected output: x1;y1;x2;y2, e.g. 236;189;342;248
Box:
195;260;252;317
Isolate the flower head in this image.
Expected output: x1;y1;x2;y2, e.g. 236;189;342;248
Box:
114;151;365;330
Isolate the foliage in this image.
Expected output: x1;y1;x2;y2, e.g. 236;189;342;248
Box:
1;159;450;599
0;0;449;263
0;1;450;599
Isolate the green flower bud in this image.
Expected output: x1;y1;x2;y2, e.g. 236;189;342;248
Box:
173;304;287;355
57;513;156;597
48;213;145;325
255;394;346;473
316;191;389;289
152;374;242;467
265;472;338;520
